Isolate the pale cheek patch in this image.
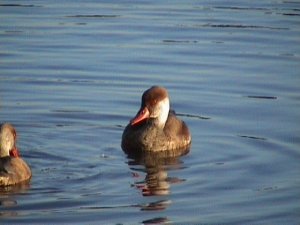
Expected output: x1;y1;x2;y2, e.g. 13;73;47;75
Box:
157;98;170;127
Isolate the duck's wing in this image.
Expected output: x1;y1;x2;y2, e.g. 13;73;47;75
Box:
164;112;190;140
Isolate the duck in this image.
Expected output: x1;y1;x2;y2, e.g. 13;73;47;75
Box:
122;86;191;156
0;123;32;186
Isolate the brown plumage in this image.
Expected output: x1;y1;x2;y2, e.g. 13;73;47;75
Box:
122;86;191;156
0;123;32;186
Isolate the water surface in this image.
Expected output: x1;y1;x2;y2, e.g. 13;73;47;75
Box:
1;1;300;224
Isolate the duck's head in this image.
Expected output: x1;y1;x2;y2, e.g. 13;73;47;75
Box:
131;86;170;128
0;123;20;157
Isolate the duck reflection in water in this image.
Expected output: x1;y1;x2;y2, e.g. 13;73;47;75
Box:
0;182;31;218
128;151;188;199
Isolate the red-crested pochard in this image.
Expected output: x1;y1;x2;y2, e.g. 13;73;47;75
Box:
122;86;191;156
0;123;32;186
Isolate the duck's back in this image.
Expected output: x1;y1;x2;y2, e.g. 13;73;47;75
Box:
163;112;191;151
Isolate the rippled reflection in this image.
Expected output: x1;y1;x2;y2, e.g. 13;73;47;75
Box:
127;150;188;198
0;182;30;218
0;182;30;195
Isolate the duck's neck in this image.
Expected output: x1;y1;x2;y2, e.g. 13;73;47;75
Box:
154;98;170;129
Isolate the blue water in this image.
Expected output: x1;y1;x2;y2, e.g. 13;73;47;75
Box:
1;1;300;224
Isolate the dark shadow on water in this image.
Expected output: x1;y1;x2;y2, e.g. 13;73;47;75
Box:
176;112;210;120
66;15;120;18
238;135;267;141
245;95;277;100
202;23;288;30
142;216;170;225
163;39;199;44
0;4;40;7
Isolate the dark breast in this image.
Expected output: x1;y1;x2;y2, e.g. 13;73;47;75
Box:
121;113;191;156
